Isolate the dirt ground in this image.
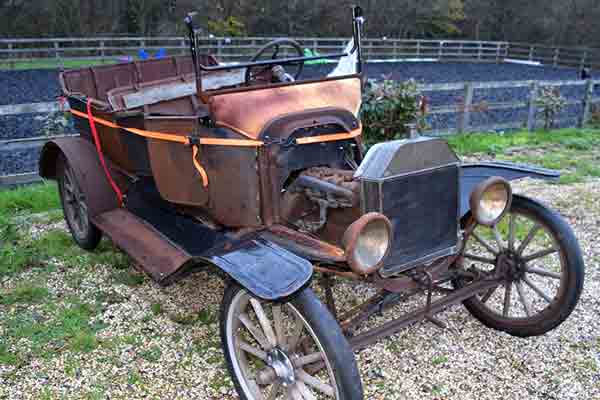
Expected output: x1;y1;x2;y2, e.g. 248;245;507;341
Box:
1;177;599;400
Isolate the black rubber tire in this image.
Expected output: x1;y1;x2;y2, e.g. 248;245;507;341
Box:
220;283;364;400
459;195;584;337
57;154;102;251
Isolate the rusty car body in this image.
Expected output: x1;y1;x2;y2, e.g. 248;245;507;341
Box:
39;7;585;400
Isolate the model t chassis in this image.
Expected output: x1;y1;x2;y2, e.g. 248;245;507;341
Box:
38;6;584;399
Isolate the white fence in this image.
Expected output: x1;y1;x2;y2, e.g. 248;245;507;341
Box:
0;37;509;65
2;37;600;69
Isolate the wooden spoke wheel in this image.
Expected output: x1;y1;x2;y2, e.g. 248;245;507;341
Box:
456;195;584;337
220;284;363;400
57;154;102;250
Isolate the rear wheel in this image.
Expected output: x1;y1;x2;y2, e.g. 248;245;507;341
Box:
57;154;102;250
220;283;363;400
456;195;584;337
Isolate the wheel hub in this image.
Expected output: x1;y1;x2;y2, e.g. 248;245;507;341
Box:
496;251;525;281
267;347;296;386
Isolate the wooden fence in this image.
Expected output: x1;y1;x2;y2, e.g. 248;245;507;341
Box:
2;78;600;187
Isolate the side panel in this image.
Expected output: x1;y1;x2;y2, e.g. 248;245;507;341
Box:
39;137;120;217
460;161;560;217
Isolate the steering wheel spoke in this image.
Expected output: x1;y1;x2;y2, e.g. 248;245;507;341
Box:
245;39;305;85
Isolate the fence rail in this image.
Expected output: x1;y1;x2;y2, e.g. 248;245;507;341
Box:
2;36;599;69
0;37;510;65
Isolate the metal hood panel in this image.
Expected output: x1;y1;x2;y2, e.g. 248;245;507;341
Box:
354;137;459;181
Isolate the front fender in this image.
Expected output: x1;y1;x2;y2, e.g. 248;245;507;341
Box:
460;161;560;217
202;237;313;300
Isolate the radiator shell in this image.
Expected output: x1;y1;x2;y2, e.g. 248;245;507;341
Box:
356;137;461;277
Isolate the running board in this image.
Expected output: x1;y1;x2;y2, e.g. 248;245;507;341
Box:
92;209;193;282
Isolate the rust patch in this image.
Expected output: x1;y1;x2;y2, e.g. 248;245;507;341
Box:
208;77;362;139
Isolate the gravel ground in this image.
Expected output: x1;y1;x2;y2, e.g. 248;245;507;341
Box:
1;177;599;400
1;61;597;176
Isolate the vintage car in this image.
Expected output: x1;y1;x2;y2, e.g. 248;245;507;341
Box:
39;7;584;400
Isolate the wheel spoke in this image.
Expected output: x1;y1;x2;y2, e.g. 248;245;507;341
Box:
255;367;277;386
250;298;278;348
522;247;558;263
266;382;282;400
464;253;496;265
516;281;532;317
516;223;541;255
289;386;303;400
239;313;271;350
248;379;266;400
296;381;317;400
480;285;499;303
293;352;324;368
525;266;562;280
492;225;504;252
471;231;499;255
238;339;268;361
522;275;553;303
508;213;516;251
296;369;335;397
286;314;304;352
503;282;512;317
272;304;286;347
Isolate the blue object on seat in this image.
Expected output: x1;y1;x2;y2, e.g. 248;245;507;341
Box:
138;49;149;60
155;48;166;59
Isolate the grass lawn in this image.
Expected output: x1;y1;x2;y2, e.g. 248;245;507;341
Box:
0;59;117;71
446;128;600;184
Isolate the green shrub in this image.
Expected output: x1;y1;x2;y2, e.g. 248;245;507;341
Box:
360;79;424;146
536;87;567;130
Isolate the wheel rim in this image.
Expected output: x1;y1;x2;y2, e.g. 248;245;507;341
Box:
60;163;90;240
461;205;566;321
226;289;340;399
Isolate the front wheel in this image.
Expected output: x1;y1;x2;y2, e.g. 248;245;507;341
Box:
455;195;584;337
220;283;364;400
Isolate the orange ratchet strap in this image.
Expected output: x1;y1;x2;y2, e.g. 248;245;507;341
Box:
85;99;124;204
71;107;361;189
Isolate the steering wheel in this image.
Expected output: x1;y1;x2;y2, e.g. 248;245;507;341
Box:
245;39;305;85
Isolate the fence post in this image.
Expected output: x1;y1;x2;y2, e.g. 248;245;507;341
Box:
581;79;595;127
416;41;421;58
553;48;560;67
527;81;539;132
458;83;474;134
477;42;482;61
100;41;105;63
54;41;64;69
217;39;223;60
438;41;443;60
180;38;186;56
529;46;534;62
580;51;587;70
8;42;14;70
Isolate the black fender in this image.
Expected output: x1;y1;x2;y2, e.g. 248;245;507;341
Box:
460;161;560;217
201;236;313;300
39;137;120;217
